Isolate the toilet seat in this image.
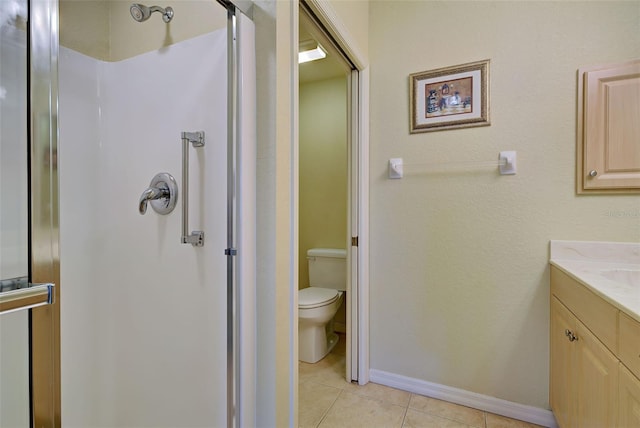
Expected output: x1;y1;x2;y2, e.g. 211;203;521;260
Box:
299;287;339;309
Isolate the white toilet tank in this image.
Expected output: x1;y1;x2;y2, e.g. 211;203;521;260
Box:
307;248;347;291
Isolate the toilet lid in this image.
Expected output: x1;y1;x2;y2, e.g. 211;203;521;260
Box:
299;287;339;309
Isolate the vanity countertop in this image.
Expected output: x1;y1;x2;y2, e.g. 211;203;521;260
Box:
550;240;640;323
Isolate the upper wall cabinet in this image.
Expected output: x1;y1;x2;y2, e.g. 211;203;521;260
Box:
577;59;640;194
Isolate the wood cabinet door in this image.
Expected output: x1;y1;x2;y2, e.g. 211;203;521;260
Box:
576;322;619;428
619;312;640;379
579;60;640;193
551;297;577;428
619;364;640;428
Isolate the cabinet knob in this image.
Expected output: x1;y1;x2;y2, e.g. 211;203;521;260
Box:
589;170;598;177
564;329;578;342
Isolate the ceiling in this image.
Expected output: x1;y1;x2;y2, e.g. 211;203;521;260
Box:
299;10;351;84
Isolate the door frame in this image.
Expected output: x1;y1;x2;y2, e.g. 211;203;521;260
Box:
297;0;370;386
351;66;370;385
30;0;61;424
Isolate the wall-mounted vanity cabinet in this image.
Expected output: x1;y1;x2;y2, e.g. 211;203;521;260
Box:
577;59;640;194
550;266;640;428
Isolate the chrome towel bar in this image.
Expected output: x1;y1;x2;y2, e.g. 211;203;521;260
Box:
388;151;517;178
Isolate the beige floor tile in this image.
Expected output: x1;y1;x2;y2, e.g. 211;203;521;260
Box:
327;349;346;365
485;413;544;428
403;408;473;428
343;382;412;407
409;395;485;428
300;366;349;389
300;349;343;372
299;352;350;389
298;334;541;428
299;381;342;428
319;390;407;428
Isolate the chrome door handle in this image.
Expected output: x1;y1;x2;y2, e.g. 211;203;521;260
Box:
181;131;205;247
0;282;54;315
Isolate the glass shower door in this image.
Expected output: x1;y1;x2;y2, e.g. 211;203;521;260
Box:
0;2;32;426
2;0;59;424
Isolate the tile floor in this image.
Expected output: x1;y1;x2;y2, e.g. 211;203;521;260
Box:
299;334;546;428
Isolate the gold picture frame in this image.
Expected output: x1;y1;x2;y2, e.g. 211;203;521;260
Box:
410;59;490;133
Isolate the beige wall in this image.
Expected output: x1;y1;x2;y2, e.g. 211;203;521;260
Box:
253;1;297;426
369;1;640;409
299;76;348;288
60;0;226;61
59;0;110;60
327;0;368;61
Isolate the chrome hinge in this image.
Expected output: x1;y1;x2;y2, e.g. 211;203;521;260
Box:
225;248;237;256
351;236;358;247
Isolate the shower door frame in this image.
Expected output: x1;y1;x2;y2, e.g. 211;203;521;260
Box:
217;1;257;427
30;0;61;425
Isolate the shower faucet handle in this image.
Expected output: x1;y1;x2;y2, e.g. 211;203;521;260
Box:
138;172;178;215
139;186;168;214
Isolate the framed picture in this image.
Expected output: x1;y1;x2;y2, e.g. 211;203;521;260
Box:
410;59;490;133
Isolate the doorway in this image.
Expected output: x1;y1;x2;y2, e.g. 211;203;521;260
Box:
298;2;363;385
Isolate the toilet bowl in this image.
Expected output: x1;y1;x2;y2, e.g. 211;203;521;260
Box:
298;248;347;364
299;287;344;363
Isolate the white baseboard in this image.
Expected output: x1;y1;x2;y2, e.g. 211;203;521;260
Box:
369;369;558;428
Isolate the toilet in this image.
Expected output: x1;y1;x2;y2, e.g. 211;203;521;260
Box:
298;248;346;364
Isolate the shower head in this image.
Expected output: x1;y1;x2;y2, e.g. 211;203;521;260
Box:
130;4;174;23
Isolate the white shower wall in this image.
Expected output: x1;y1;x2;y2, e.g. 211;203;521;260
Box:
59;29;228;427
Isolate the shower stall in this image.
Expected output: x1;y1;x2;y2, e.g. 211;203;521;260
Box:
0;0;256;426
